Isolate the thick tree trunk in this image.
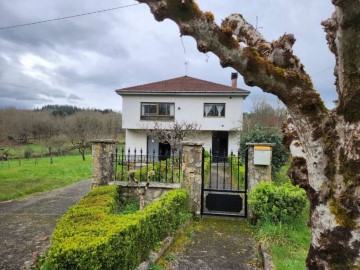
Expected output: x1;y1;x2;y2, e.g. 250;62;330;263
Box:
137;1;360;268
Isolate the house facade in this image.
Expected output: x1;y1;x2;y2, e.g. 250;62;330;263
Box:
116;74;250;157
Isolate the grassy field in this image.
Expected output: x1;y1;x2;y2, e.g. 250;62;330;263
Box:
0;155;92;201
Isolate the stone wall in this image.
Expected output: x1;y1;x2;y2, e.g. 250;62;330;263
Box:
110;181;181;206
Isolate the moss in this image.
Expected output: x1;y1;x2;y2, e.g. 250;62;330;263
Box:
166;0;202;22
308;226;359;270
203;11;214;22
337;90;360;123
339;148;360;185
329;200;356;228
216;26;239;49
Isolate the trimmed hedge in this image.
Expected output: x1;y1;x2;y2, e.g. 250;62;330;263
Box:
47;186;190;270
248;182;307;223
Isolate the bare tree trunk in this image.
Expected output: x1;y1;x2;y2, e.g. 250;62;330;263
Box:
137;1;360;268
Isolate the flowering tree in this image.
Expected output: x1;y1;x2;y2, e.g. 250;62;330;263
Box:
137;0;360;268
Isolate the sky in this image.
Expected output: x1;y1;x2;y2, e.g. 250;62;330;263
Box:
0;0;335;112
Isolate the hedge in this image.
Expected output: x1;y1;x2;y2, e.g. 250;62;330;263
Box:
248;182;307;223
46;186;190;270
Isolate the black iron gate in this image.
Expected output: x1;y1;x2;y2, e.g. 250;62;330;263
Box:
201;148;248;218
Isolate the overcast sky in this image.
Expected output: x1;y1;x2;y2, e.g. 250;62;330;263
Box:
0;0;335;112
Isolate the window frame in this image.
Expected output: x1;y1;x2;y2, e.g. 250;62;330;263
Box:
140;102;175;121
203;103;226;118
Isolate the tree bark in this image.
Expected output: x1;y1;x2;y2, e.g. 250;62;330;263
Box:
137;1;360;268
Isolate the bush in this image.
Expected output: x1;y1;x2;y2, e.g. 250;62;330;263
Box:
117;157;182;183
248;182;307;223
24;147;34;159
46;186;190;270
240;127;289;177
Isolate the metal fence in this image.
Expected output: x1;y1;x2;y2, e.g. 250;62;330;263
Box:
113;148;182;183
204;149;245;190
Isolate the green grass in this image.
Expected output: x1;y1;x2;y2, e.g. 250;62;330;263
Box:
117;200;140;215
254;204;310;270
0;155;92;201
253;163;310;269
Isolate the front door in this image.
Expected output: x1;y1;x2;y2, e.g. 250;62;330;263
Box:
159;142;171;160
212;131;228;160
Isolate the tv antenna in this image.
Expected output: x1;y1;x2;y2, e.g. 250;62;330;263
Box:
184;60;189;75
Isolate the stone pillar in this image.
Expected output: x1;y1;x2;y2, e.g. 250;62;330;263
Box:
246;143;275;191
91;139;117;188
181;141;203;216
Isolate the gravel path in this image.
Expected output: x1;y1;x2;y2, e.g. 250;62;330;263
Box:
0;180;91;270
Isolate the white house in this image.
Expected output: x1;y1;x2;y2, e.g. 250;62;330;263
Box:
116;73;250;157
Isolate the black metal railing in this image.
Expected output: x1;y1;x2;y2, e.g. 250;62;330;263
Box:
201;148;247;218
113;148;182;183
204;149;245;191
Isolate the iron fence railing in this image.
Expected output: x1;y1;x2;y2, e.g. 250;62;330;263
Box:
203;149;245;191
113;148;182;183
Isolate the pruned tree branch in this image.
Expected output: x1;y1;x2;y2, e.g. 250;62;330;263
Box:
143;121;200;152
137;0;328;156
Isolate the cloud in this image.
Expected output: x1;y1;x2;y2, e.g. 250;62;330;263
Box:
0;0;336;112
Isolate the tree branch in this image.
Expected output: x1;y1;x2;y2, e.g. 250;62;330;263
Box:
323;3;360;122
137;0;328;141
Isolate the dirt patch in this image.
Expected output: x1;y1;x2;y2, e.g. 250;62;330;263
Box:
0;180;91;270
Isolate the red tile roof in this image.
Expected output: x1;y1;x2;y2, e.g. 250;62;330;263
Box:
116;76;250;96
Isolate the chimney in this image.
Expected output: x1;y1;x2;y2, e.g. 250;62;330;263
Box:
231;72;238;88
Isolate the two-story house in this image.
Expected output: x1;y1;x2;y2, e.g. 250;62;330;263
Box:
116;73;250;157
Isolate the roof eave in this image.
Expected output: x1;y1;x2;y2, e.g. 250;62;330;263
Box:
115;90;250;97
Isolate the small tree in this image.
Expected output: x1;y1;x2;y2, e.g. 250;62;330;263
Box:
144;121;200;153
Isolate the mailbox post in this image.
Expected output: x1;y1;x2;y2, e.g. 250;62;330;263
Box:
246;143;275;191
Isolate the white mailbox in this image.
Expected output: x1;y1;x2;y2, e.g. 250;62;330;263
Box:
254;145;272;165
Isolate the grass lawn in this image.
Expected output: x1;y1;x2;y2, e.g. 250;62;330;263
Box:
254;204;310;270
0;155;92;201
251;162;310;269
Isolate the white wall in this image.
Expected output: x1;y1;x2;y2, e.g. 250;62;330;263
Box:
125;129;239;156
125;129;147;152
122;94;244;131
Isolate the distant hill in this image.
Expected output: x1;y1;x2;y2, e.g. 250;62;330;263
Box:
36;105;114;117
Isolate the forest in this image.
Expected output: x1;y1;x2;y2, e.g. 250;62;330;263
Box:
0;105;122;160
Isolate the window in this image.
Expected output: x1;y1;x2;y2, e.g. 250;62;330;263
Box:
141;102;175;120
204;103;225;117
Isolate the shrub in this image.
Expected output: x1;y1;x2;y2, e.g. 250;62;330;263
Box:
24;147;34;159
46;186;190;270
248;182;307;223
117;157;182;183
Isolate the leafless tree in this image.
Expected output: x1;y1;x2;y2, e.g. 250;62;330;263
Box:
138;1;360;268
63;111;120;161
144;121;200;153
242;96;287;133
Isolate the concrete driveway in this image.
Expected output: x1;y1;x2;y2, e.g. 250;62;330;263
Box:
0;180;91;270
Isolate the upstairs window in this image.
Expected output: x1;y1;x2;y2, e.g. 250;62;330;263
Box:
204;103;225;117
141;102;175;120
